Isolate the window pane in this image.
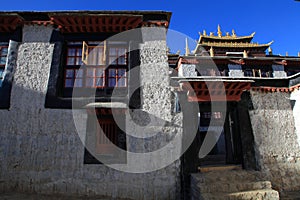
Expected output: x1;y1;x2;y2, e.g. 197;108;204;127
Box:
65;79;74;88
76;69;84;78
86;78;94;87
87;68;94;77
95;68;105;77
67;57;75;65
74;79;83;87
0;57;6;65
76;48;82;56
109;69;116;77
1;47;8;55
0;68;4;78
75;58;82;65
118;77;126;87
118;56;126;65
68;48;76;56
110;48;117;56
65;69;74;78
108;78;116;87
95;78;104;87
118;69;126;76
119;48;126;56
109;57;117;65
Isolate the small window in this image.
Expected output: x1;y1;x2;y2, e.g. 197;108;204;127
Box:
108;68;127;87
0;45;8;85
64;68;84;88
66;47;83;66
109;47;127;65
86;67;105;88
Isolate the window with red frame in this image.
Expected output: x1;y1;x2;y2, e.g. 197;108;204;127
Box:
66;47;83;66
64;68;84;88
0;45;8;84
86;67;105;88
108;68;127;87
109;47;127;65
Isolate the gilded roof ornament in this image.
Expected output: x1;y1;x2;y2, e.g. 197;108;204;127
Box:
185;38;190;56
217;24;222;37
203;30;207;36
232;29;237;37
268;46;273;55
298;52;300;57
210;46;214;57
210;32;214;36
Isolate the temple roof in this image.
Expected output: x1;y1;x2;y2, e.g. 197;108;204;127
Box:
198;25;255;43
193;25;273;57
200;41;273;48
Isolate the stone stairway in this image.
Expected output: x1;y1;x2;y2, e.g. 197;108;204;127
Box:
190;166;279;200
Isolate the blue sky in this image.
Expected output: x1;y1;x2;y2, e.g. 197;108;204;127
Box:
2;0;300;56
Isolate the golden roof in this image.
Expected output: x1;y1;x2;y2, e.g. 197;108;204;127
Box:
199;32;256;40
199;25;255;40
200;41;273;48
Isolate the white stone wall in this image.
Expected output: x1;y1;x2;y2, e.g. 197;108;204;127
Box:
272;65;287;78
291;89;300;150
249;90;300;191
0;25;182;199
228;64;244;77
178;64;197;77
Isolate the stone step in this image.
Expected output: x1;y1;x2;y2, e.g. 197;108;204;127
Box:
280;191;300;200
198;165;242;173
197;181;272;193
191;170;262;184
199;189;280;200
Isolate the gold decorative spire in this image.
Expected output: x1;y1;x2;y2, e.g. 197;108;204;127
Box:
210;47;214;57
232;29;237;37
298;52;300;57
185;38;190;56
217;24;222;37
210;32;214;36
268;46;273;55
203;30;207;36
286;52;289;56
243;50;248;58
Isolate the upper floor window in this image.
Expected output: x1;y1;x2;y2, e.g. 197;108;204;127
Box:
63;41;128;89
243;67;273;78
0;44;8;86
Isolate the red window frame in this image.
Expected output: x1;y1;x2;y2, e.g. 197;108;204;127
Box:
0;46;8;79
66;47;82;66
64;68;84;88
85;67;105;88
108;47;127;66
108;68;127;88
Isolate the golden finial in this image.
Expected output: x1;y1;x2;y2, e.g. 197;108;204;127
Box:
298;52;300;57
243;50;248;58
232;29;237;37
286;52;289;56
210;32;214;36
268;47;273;55
210;47;214;57
185;38;190;56
217;24;222;37
226;32;230;36
203;30;207;36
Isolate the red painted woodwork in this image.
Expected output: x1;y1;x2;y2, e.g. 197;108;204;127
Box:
181;80;252;102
